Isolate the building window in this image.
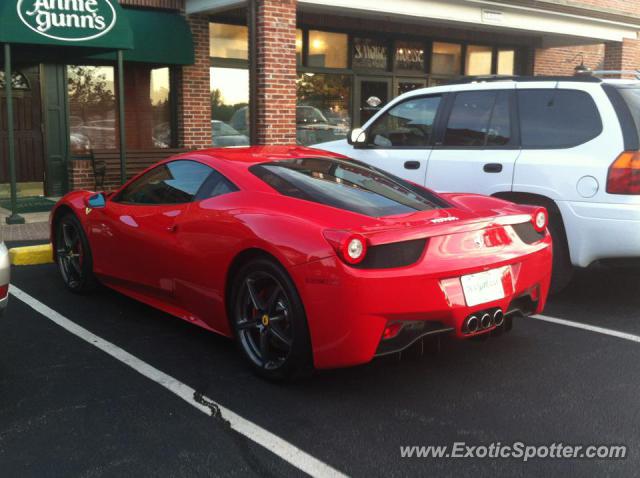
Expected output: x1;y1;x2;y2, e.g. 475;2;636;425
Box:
68;66;116;154
296;73;351;146
431;42;461;76
353;38;389;71
308;30;348;69
210;67;250;147
209;23;248;60
0;71;29;90
497;49;515;75
394;41;425;72
150;68;172;148
296;29;303;65
466;45;493;75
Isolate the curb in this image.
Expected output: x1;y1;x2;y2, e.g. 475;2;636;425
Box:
9;244;54;266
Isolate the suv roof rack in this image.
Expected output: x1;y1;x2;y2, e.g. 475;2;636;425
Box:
449;74;602;85
590;70;640;80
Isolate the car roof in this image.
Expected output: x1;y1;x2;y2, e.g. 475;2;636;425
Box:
167;147;349;193
184;146;343;164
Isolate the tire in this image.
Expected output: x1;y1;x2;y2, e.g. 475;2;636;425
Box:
230;258;313;381
547;213;574;294
501;194;574;294
55;212;97;293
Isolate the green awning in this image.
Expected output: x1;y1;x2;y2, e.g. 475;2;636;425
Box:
91;9;194;65
0;0;133;50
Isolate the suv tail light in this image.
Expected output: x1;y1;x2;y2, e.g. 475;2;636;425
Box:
323;230;368;265
607;151;640;194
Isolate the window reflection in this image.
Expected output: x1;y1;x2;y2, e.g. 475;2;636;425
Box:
68;66;116;154
296;73;351;146
150;68;171;148
431;42;461;76
497;49;515;75
353;38;389;70
466;45;493;75
308;31;348;69
209;23;248;60
296;29;303;65
395;41;424;72
210;67;250;147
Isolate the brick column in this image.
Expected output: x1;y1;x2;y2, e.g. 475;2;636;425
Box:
604;38;640;78
254;0;297;145
178;14;212;150
68;159;94;191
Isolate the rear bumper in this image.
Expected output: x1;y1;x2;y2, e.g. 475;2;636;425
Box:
558;201;640;267
0;242;9;313
291;236;552;369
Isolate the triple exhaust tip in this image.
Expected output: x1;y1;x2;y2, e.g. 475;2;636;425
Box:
464;309;504;333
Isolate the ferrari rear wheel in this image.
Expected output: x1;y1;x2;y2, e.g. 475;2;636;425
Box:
231;258;312;380
55;213;96;293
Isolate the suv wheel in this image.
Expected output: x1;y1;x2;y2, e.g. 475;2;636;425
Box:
547;213;574;294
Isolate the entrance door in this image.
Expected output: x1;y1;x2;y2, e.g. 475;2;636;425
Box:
355;77;391;127
0;65;45;191
394;77;427;97
41;64;69;197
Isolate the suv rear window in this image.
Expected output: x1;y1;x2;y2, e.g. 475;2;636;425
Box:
250;157;448;217
610;86;640;149
518;90;602;148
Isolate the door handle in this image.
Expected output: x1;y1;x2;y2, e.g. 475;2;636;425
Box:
404;161;421;170
483;163;503;173
167;224;178;233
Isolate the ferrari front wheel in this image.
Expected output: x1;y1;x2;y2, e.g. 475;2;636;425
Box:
55;213;97;293
231;258;313;381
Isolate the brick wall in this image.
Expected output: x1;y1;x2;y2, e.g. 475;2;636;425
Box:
534;44;605;75
68;159;95;191
568;0;640;17
604;38;640;77
177;14;212;150
255;0;297;145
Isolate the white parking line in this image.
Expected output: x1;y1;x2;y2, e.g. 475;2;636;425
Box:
10;285;347;478
534;314;640;344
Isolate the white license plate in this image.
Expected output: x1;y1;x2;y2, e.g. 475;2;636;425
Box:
460;267;506;307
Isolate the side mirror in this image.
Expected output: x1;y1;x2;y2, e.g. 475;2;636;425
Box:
347;128;367;146
86;192;106;209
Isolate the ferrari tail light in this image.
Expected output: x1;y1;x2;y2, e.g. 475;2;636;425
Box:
607;151;640;194
323;230;368;265
531;207;548;233
382;322;404;340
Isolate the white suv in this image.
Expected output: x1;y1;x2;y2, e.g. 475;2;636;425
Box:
316;76;640;292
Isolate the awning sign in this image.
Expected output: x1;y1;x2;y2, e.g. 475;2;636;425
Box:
17;0;117;42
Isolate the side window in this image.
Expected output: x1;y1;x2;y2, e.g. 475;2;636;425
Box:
368;96;441;148
443;90;512;147
115;160;214;204
518;90;602;148
195;168;238;200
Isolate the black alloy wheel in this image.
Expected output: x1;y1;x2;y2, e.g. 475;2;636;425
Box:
232;258;312;380
55;213;96;293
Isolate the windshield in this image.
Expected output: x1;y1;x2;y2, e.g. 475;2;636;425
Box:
250;157;448;217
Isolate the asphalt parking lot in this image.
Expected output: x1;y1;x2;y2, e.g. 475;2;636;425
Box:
2;243;640;477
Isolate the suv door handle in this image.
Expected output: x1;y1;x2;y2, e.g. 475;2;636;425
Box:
404;161;421;170
483;163;503;173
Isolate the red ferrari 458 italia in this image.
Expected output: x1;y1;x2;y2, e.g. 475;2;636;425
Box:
51;146;552;379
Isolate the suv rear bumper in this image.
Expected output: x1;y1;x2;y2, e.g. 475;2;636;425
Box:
559;200;640;267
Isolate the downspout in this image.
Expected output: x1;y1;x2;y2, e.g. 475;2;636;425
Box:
117;50;127;184
4;43;24;225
